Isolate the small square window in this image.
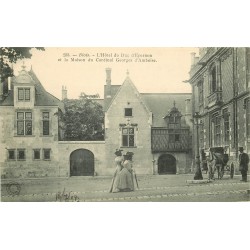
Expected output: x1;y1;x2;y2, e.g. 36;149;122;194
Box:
17;149;26;160
43;149;51;160
8;149;16;160
33;149;41;160
125;108;132;117
17;112;24;120
25;112;32;119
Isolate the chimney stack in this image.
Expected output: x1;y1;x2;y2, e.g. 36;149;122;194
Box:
105;68;112;98
184;98;192;127
62;85;67;100
185;98;191;115
8;77;11;91
191;52;196;67
106;68;111;85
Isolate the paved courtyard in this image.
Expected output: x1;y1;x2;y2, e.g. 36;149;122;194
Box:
1;173;249;202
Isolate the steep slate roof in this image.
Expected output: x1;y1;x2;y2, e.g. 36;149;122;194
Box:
0;68;64;112
0;90;14;106
141;93;192;127
102;74;191;128
103;84;121;111
29;69;64;111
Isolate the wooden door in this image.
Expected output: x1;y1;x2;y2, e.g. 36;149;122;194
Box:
70;149;94;176
158;154;176;174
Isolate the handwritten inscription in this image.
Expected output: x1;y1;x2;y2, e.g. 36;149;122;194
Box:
58;52;157;63
56;188;80;202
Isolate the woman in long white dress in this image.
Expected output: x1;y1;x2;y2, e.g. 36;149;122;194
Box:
117;152;134;192
110;149;123;193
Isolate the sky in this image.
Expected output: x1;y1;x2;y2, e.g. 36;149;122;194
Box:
13;47;200;100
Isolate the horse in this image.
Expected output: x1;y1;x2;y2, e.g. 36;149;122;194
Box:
208;151;229;180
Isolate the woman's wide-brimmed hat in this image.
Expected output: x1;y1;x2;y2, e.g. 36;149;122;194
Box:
114;149;123;156
123;151;134;156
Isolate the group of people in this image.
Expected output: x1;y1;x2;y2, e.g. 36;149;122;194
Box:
110;149;137;193
109;146;249;192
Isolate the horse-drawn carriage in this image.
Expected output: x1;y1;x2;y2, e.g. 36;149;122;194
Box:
201;147;234;180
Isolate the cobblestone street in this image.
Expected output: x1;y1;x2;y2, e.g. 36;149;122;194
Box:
1;174;249;202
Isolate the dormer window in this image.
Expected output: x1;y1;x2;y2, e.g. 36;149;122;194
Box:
18;88;30;101
169;115;180;124
164;101;182;129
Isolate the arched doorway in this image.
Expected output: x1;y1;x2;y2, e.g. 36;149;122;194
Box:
158;154;176;174
70;149;94;176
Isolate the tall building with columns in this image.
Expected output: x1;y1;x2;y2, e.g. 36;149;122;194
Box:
188;47;250;168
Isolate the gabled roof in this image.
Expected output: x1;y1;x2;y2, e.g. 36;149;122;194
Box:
105;76;151;115
0;68;64;112
141;93;192;127
163;105;182;119
103;84;121;111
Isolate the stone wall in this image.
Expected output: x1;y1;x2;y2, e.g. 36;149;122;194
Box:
58;141;106;177
152;152;192;174
0;106;61;179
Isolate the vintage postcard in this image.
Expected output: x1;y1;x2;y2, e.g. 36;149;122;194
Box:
0;47;249;202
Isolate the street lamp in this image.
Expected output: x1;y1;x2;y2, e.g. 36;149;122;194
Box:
193;112;203;180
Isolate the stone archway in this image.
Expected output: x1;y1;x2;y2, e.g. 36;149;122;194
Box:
158;154;176;174
70;149;94;176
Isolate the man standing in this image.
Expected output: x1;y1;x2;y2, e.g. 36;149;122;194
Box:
238;147;249;182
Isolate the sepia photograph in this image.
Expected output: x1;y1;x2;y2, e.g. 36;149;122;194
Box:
1;47;249;202
1;2;249;250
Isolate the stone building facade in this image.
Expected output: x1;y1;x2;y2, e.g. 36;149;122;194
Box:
1;66;193;178
0;66;64;178
188;47;250;168
103;69;192;175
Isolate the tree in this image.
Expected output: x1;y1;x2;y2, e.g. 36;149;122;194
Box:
60;98;104;141
0;47;45;81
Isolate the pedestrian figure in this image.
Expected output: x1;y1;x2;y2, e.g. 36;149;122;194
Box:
238;147;249;182
109;149;123;193
207;149;216;181
201;150;208;174
117;152;135;192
